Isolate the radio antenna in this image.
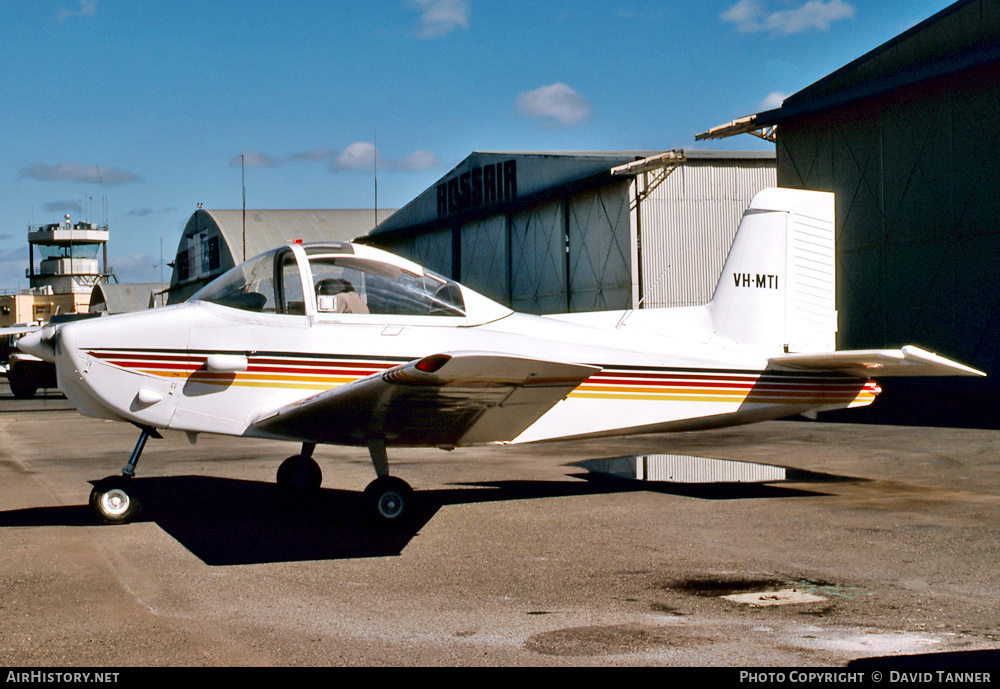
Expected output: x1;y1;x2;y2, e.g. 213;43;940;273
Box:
241;152;247;261
616;265;671;329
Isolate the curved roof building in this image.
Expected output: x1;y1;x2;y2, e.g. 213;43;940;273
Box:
167;208;395;303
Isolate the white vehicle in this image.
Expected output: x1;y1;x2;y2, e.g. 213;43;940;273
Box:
18;189;983;525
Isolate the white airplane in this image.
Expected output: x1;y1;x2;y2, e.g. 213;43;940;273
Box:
17;188;983;526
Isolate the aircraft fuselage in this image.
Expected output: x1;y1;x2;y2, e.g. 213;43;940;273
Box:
50;298;875;448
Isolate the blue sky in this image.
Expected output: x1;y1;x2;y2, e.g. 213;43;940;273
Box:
0;0;957;288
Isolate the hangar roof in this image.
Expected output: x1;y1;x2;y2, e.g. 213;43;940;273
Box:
89;282;168;313
186;208;398;264
698;0;1000;140
368;150;773;239
370;151;654;238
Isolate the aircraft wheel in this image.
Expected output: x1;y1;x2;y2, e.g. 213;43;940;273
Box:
7;364;37;399
363;476;414;525
89;477;141;525
276;455;323;495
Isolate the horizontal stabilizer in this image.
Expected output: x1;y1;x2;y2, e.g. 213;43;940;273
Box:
769;345;985;378
249;352;600;447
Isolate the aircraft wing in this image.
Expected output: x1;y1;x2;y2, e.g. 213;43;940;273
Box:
249;352;600;447
0;325;40;337
769;345;985;378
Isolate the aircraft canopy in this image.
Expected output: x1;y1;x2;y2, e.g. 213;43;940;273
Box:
191;242;512;326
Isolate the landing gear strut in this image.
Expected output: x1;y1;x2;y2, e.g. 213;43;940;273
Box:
89;428;153;524
362;438;414;525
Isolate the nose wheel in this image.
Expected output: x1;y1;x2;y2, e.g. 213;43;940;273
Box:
88;428;154;525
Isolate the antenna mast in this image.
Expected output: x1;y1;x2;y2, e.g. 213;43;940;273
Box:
241;152;247;261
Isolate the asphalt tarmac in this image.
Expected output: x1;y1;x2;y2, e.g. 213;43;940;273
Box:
1;383;999;668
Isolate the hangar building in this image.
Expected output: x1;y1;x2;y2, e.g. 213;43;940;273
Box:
698;0;1000;423
363;150;775;315
167;208;395;303
89;282;168;314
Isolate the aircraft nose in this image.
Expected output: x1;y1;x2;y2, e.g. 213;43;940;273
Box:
16;326;57;362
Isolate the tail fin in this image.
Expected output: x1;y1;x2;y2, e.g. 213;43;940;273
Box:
708;188;836;354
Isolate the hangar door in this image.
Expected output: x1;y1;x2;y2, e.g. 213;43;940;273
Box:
507;183;632;315
509;199;566;314
567;182;632;312
379;228;453;280
460;215;509;305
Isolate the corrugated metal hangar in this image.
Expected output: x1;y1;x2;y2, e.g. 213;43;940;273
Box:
363;150;776;314
699;0;1000;424
167;208;395;303
90;282;167;314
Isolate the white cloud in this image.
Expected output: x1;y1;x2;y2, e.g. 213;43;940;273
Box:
516;83;592;127
19;162;141;185
232;144;437;174
232;151;280;168
721;0;763;31
57;0;97;22
331;143;441;173
722;0;854;35
760;91;788;109
333;142;378;172
393;150;440;172
410;0;470;39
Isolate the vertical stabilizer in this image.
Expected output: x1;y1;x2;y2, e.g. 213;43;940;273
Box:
709;188;836;354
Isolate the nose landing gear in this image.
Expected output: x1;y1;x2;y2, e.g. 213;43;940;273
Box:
89;427;154;524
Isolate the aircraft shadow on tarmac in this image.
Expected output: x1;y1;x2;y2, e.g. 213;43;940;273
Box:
0;468;850;566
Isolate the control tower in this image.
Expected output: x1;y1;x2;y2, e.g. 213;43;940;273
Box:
27;214;111;313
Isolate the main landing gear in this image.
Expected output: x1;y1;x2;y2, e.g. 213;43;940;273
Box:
276;442;324;495
275;438;415;525
362;439;414;524
89;430;415;526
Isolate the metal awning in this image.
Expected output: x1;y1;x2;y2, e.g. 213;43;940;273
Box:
609;150;686;176
696;113;777;143
610;150;688;208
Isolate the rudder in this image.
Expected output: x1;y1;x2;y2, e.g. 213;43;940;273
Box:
708;188;836;355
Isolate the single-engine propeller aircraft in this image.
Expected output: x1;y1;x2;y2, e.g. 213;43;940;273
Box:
17;188;984;526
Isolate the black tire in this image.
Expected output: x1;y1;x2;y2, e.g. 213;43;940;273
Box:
89;477;141;525
276;455;323;495
363;476;414;525
7;364;37;399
